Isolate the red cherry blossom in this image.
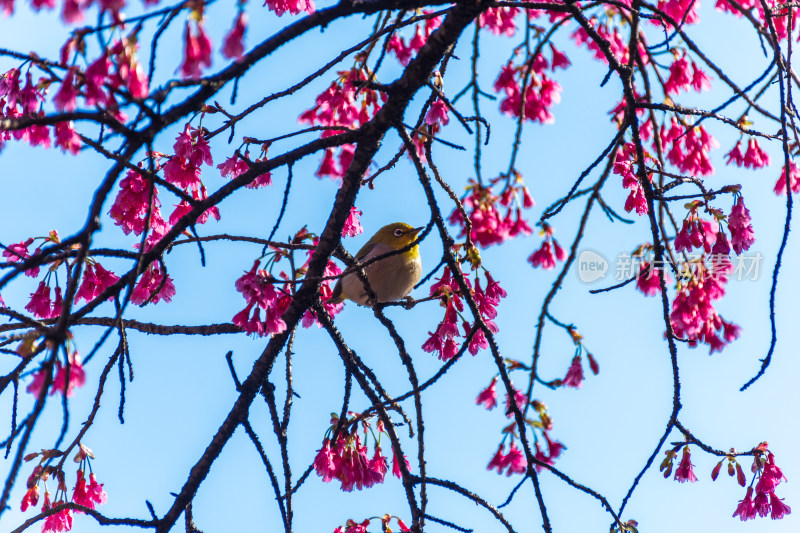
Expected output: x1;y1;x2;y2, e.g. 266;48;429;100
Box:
342;207;363;237
743;138;770;169
264;0;315;16
180;21;213;79
222;12;247;60
475;378;498;409
131;264;176;305
478;6;520;36
674;446;697;483
562;355;584;388
733;487;757;521
774;162;800;195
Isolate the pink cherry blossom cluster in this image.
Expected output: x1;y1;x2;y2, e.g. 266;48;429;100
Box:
232;260;294;336
613;142;655;216
333;515;410;533
715;0;756;15
75;262;121;304
233;230;343;334
656;0;700;26
475;377;526;417
559;349;600;389
264;0;314;17
661;118;718;177
727;196;755;254
733;447;791;521
477;6;521;36
313;415;408;491
773;162;800;195
725;138;770;169
222;12;247;61
60;34;149;114
674;207;718;255
27;351;86;398
484;399;565;476
660;445;698;482
572;16;647;66
493;52;564;124
341;207;363;238
0;68;79;153
448;177;535;248
21;444;107;533
664;51;711;95
422;268;506;360
669;259;740;354
180;19;213;79
0;0;143;25
528;223;566;270
299;68;384;180
2;237;42;277
632;247;673;296
386;11;442;66
217;148;273;189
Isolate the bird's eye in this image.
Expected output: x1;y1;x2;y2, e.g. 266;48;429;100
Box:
393;228;404;237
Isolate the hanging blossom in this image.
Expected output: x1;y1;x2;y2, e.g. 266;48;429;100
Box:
733;444;791;521
108;167;168;238
477;6;521;36
476;377;498;409
448;175;535;248
179;19;213;79
773;161;800;195
656;0;700;26
634;253;673;297
2;237;41;277
487;400;564;475
673;206;719;255
342;207;363;237
299;68;384;180
528;223;566;270
670;258;740;354
232;261;292;337
572;17;648;66
47;33;149;128
27;351;86;397
313;415;407;491
613;142;656;216
333;515;410;533
21;444;108;532
725;138;769;169
161;124;220;235
217;150;273;188
75;262;120;303
728;196;755;254
299;241;344;328
493;55;563;124
264;0;314;16
660;117;718;177
422;267;505;360
0;69;51;149
131;263;176;305
386;11;442;66
664;51;711;95
222;12;247;60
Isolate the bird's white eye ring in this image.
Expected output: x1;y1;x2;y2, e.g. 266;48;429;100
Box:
394;228;404;237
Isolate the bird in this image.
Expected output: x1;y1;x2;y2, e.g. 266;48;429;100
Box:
329;222;424;307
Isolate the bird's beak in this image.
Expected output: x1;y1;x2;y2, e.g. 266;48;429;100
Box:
413;226;425;235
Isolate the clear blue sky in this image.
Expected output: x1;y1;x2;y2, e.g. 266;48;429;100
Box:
0;2;797;533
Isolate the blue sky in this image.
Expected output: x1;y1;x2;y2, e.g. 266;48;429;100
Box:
0;1;797;532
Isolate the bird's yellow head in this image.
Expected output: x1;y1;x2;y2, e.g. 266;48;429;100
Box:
368;222;424;252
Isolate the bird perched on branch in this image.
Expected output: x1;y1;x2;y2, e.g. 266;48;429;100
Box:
330;222;424;307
